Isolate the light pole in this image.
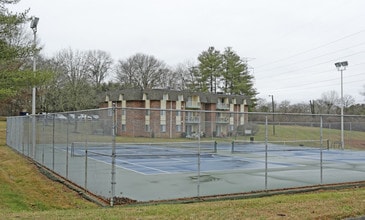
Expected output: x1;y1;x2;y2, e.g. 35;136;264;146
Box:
334;61;348;150
269;95;275;136
30;16;39;158
30;16;39;115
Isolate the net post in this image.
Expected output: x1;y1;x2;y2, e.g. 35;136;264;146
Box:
214;141;217;153
70;142;74;157
231;141;234;153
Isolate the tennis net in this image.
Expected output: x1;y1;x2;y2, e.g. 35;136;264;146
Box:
231;139;329;153
70;140;217;159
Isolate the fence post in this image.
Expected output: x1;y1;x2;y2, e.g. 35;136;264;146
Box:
265;115;268;191
52;115;55;171
110;103;117;206
66;115;69;179
320;115;323;184
32;114;36;159
84;130;88;191
197;112;201;198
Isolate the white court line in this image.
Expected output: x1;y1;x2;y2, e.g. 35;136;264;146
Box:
115;158;171;175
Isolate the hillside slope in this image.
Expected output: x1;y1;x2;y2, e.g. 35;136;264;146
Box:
0;120;97;212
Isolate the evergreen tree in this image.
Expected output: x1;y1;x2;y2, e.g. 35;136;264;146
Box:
197;46;257;105
0;0;33;100
197;47;223;93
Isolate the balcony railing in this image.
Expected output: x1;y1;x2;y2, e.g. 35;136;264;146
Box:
185;101;201;109
217;103;229;110
185;116;200;123
216;117;229;123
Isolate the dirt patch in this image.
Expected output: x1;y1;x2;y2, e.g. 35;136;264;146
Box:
108;197;137;205
189;175;220;182
348;139;365;150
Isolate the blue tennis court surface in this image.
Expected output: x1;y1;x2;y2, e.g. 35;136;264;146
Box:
58;141;365;201
84;152;297;175
70;142;338;175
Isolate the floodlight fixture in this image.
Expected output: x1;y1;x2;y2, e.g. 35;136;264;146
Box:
30;17;39;30
341;61;348;67
335;61;348;71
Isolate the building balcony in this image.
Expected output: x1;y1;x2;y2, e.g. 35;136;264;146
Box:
185;116;200;123
216;117;229;123
217;103;229;110
185;101;201;109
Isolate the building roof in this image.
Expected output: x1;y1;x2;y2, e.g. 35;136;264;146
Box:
103;89;249;105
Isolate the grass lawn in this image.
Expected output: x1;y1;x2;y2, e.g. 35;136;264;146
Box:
1;119;365;219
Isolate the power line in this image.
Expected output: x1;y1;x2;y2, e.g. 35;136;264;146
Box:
255;51;365;79
256;41;365;72
261;72;365;93
255;29;365;68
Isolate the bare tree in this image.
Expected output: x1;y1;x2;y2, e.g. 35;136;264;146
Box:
86;50;113;88
278;100;291;113
115;53;168;89
170;60;198;90
316;90;339;114
343;94;355;108
253;98;270;112
45;48;96;111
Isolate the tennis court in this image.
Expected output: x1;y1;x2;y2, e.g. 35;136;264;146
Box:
61;140;365;201
68;140;364;175
28;139;365;201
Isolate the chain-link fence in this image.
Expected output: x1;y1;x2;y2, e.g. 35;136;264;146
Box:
6;107;365;205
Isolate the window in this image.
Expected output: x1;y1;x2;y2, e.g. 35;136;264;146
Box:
160;110;166;116
145;125;150;132
122;109;126;116
146;109;150;116
230;125;234;131
121;124;126;131
176;111;181;116
160;125;166;132
176;125;181;132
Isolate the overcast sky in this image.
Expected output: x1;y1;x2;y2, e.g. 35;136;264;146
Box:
9;0;365;104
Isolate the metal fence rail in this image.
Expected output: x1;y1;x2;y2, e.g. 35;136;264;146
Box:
6;108;365;206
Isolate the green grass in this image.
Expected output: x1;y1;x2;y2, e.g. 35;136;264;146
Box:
231;124;365;150
0;120;97;213
1;188;365;219
1;120;365;219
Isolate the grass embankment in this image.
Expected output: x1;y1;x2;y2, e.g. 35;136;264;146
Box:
0;120;97;213
1;119;365;219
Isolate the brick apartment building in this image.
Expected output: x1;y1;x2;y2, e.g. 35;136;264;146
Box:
100;89;249;138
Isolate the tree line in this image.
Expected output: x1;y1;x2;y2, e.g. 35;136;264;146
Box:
254;90;364;115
